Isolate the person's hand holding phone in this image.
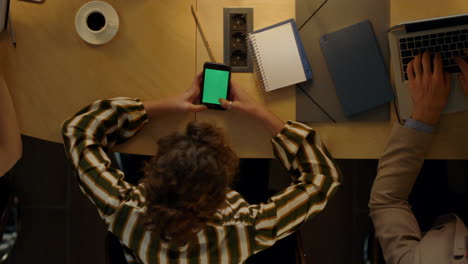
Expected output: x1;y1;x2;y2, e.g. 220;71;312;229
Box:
168;72;208;112
455;49;468;96
219;81;285;136
143;73;207;118
218;81;258;115
407;52;451;125
200;62;232;110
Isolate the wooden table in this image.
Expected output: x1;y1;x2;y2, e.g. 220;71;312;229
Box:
389;0;468;160
192;0;468;159
2;0;468;159
1;0;296;158
195;0;296;158
300;0;468;159
2;0;203;156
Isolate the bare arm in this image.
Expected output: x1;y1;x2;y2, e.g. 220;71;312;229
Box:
0;76;22;176
143;72;206;118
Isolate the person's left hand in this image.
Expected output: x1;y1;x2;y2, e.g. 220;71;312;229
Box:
164;72;207;112
407;52;452;125
143;73;207;117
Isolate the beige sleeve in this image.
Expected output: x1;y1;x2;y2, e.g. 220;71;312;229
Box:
369;124;433;264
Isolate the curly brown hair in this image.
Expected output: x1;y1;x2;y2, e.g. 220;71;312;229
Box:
141;121;239;246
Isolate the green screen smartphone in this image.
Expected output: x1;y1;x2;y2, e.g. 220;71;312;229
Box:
201;62;231;110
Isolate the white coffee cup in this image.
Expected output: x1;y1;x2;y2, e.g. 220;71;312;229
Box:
75;1;119;45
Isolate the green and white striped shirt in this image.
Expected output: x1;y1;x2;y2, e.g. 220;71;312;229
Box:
62;98;342;264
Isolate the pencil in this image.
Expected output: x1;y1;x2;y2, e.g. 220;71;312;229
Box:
8;17;16;48
191;5;216;62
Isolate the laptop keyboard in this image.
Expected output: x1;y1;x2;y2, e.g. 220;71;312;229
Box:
399;29;468;80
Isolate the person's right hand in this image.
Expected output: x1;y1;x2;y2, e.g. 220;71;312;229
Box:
454;50;468;96
218;81;260;116
407;52;451;125
218;82;285;136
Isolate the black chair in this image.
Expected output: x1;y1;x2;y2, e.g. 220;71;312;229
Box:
105;231;307;264
0;172;20;263
363;224;386;264
245;231;307;264
105;232;128;264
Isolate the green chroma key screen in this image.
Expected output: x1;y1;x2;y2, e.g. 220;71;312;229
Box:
202;69;230;105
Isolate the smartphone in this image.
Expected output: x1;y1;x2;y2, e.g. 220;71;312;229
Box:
201;62;231;110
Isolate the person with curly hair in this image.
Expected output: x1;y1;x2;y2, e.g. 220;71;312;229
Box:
62;73;342;263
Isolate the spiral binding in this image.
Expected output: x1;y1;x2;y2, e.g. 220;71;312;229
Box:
247;33;270;91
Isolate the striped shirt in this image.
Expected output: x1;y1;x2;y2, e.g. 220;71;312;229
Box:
61;98;342;264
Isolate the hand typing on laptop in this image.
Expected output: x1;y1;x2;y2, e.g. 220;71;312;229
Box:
371;52;467;264
455;49;468;95
406;51;452;125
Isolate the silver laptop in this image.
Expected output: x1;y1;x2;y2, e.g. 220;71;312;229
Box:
389;14;468;120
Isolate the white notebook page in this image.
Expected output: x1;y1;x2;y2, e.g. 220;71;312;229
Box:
253;23;306;91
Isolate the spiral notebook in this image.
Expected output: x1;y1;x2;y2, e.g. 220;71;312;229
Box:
248;19;312;92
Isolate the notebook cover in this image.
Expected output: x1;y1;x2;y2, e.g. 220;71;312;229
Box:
296;0;391;122
319;20;394;117
251;19;313;84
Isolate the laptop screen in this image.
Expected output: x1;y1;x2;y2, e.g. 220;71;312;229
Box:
406;13;468;33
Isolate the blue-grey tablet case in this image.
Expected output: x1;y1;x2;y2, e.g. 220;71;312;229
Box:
319;20;394;117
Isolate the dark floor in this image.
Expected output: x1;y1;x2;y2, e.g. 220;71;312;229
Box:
6;136;107;264
4;135;467;264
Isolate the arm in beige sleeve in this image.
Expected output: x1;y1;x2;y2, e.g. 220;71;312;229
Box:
0;76;22;176
369;124;434;264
